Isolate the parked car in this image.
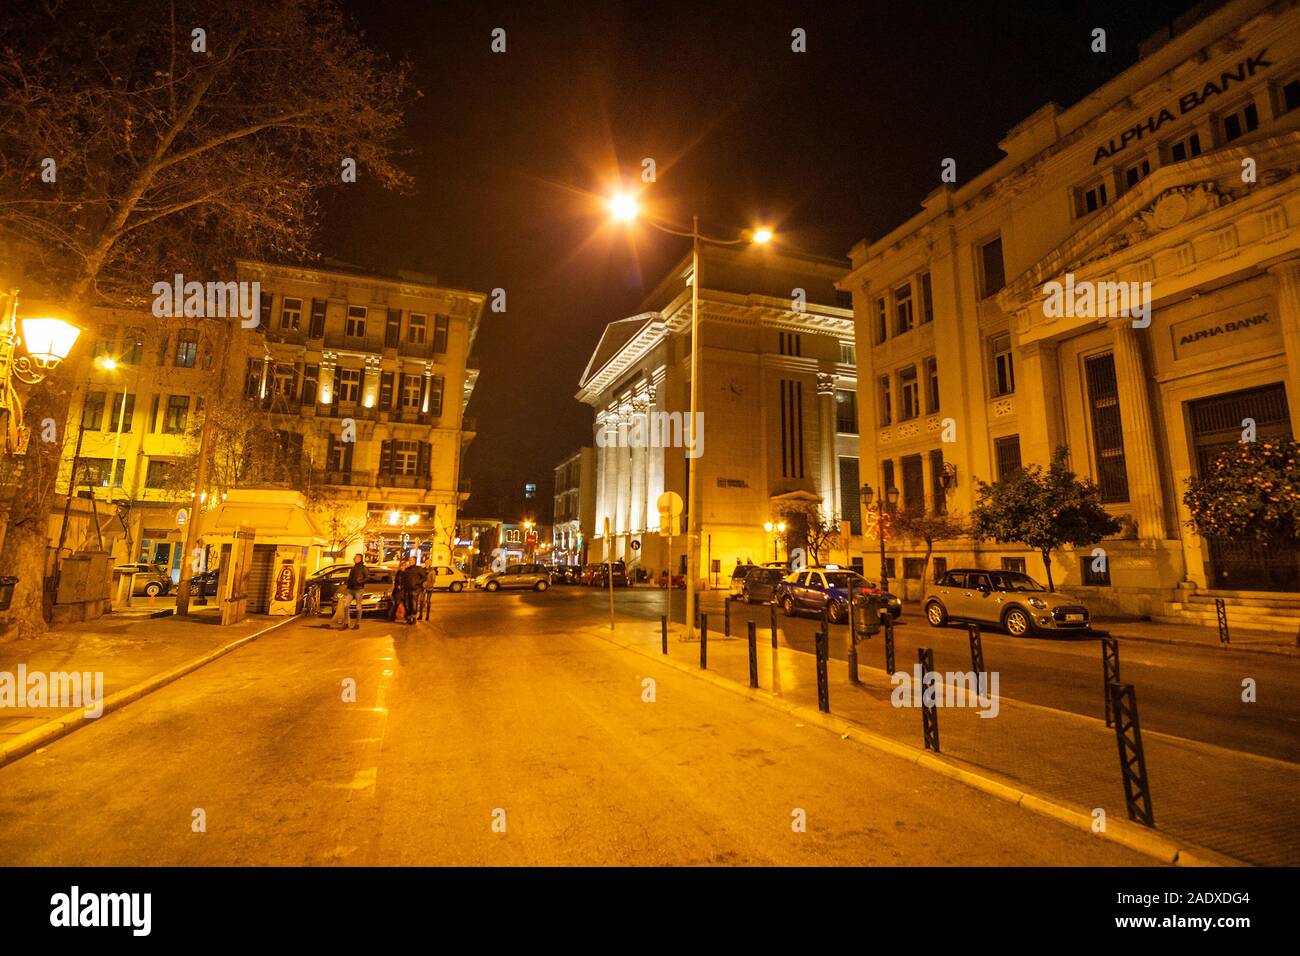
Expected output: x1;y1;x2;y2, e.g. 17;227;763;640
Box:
924;569;1090;636
115;563;173;597
728;564;763;599
423;565;468;592
188;568;220;597
305;563;393;616
741;567;785;604
774;567;902;624
474;563;551;591
657;569;686;589
589;561;630;588
548;565;579;585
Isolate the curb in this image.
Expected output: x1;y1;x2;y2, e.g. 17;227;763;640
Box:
0;614;301;770
583;624;1247;868
1105;630;1297;657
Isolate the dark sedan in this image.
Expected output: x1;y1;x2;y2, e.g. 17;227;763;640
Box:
188;569;220;596
774;567;902;624
740;567;785;604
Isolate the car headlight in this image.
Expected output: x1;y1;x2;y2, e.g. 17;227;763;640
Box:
1028;597;1048;609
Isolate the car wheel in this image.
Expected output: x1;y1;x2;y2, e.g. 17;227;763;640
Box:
449;581;463;592
925;600;948;628
1004;607;1032;637
829;601;847;624
535;580;549;592
782;594;796;617
145;582;162;597
485;581;500;592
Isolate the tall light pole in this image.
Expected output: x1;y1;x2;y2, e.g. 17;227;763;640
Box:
860;482;899;594
763;520;786;563
608;194;772;638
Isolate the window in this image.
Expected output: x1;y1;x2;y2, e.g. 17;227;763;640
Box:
1169;131;1202;162
337;368;361;404
1000;557;1027;574
272;363;297;402
428;375;445;417
918;272;934;324
839;457;861;535
1085;352;1130;503
379;371;394;409
105;392;135;431
301;365;318;406
326;436;354;474
932;556;948;583
1122;157;1151;191
878;375;892;426
401;373;423;409
244;358;263;400
280;297;303;331
882;459;895;496
835;389;858;434
163;395;190;433
392;440;419;476
778;331;802;356
81;391;106;429
980;236;1005;297
259;292;273;329
990;332;1015;397
875;296;888;344
839;341;856;366
81;457;125;488
1081;554;1112;586
145;459;174;489
1078;179;1109;216
121;328;145;365
1284;78;1300;114
930;448;947;515
903;558;926;580
92;326;117;360
408;313;427;345
834;289;853;310
901;454;924;512
433;314;450;354
994;435;1022;480
894;281;914;336
385;309;401;348
899;365;919;420
1221;101;1259;142
925;356;940;413
174;328;199;368
882;558;896;581
309;299;327;338
346;306;367;337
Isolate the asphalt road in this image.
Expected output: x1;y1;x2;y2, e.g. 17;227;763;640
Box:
592;586;1299;763
0;590;1147;866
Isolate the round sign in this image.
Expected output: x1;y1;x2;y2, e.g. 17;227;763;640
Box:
176;508;189;527
630;540;641;551
656;491;683;519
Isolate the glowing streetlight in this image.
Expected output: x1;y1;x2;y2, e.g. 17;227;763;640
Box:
752;227;774;244
608;193;639;222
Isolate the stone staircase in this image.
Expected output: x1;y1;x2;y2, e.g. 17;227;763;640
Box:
1154;589;1300;636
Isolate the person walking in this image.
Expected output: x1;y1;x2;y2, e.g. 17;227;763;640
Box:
343;554;368;630
402;561;426;625
419;564;438;620
388;558;408;622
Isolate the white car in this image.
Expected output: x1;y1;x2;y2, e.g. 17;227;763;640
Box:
425;565;467;592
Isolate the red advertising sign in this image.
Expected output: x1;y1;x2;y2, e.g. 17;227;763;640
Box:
273;564;296;602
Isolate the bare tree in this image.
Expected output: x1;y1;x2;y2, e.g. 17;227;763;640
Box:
0;0;412;637
778;503;842;566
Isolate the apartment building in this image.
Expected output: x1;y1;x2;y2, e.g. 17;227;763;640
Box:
552;447;595;565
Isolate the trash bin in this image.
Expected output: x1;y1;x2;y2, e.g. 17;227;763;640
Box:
852;593;886;640
0;576;17;611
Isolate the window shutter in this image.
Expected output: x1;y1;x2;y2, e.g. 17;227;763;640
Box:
379;439;392;476
380;371;394;409
149;395;160;433
157;333;169;366
419;374;429;414
343;439;354;474
418;442;431;478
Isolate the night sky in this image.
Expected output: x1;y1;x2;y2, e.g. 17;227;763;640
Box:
322;0;1202;521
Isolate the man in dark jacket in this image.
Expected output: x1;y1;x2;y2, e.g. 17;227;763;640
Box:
343;554;368;630
401;562;427;626
388;559;408;622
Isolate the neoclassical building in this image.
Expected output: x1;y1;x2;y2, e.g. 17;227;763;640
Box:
577;245;858;582
841;0;1300;625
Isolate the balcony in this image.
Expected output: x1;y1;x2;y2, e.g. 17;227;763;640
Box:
379;474;431;490
314;470;373;488
388;407;435;425
323;330;385;354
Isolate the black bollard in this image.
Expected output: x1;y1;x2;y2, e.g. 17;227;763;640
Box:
884;614;896;675
918;647;939;752
815;621;830;713
1101;637;1120;727
724;598;731;637
770;602;778;648
747;621;758;688
967;623;985;676
1109;682;1154;826
1215;598;1230;645
700;613;708;669
661;614;668;655
848;596;860;685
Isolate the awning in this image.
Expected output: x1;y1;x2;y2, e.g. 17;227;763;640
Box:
198;488;325;546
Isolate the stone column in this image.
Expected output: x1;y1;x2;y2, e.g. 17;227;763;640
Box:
629;397;649;533
594;410;610;539
646;374;666;529
1014;335;1064;467
1108;319;1167;540
1268;258;1300;438
816;373;837;517
613;405;630;537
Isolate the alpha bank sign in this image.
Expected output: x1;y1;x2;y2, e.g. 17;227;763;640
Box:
1092;48;1272;165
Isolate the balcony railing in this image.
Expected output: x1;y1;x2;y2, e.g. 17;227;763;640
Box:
314;470;373;487
380;473;431;490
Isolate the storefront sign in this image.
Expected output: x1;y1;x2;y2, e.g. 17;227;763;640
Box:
1092;48;1272;164
1172;304;1273;360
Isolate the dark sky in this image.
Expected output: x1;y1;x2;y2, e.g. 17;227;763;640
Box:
323;0;1201;520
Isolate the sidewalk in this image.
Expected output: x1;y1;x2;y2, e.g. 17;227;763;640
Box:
0;609;280;744
590;617;1300;866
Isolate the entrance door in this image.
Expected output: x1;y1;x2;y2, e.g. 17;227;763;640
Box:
246;544;277;613
1188;383;1297;591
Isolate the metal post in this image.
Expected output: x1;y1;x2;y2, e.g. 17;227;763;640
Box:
884;614;896;675
1101;637;1120;727
815;621;830;712
700;612;708;669
918;647;939;752
661;614;668;655
770;601;777;648
724;596;731;637
847;595;860;685
683;216;701;641
1109;682;1155;826
747;621;758;688
1215;597;1230;645
967;623;985;677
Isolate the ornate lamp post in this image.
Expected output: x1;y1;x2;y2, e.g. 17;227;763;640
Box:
0;291;82;455
860;482;900;594
763;520;787;563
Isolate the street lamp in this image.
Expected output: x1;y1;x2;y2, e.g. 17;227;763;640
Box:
763;520;787;563
609;193;774;638
0;291;82;454
860;482;900;594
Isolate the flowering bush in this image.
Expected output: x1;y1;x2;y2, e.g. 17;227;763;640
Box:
1183;440;1300;544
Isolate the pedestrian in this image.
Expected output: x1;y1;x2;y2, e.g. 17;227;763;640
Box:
402;561;426;625
388;559;408;622
419;564;438;620
343;553;368;630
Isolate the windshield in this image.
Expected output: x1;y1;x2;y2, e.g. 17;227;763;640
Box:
990;572;1046;592
825;572;865;590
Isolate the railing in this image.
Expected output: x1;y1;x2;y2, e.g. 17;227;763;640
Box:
314;470;373;487
380;474;431;490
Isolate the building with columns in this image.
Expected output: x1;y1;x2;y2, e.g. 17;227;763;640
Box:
577;244;857;583
841;0;1300;622
553;447;595;566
